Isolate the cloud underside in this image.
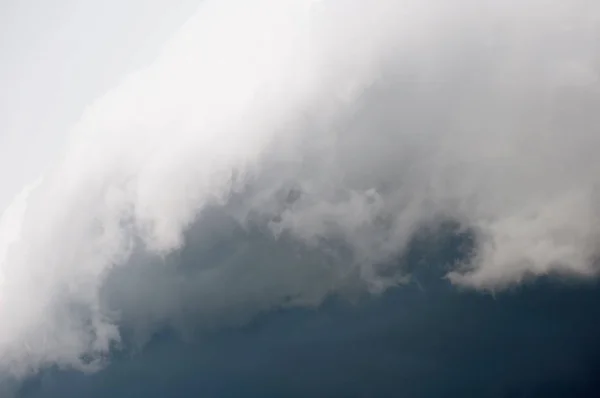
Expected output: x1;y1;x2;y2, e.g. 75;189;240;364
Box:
1;0;600;380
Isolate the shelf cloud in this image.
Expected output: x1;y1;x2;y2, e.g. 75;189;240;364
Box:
0;0;599;383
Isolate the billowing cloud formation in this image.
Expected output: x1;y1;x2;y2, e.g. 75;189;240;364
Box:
1;0;600;380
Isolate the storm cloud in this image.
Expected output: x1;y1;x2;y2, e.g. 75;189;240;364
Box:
1;0;600;385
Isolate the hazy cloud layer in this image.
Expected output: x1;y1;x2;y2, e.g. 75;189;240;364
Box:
1;0;600;379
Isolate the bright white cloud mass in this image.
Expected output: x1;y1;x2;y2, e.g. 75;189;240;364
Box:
0;0;600;381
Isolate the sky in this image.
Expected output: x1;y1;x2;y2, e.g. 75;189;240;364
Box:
1;0;600;396
0;0;202;211
12;225;600;397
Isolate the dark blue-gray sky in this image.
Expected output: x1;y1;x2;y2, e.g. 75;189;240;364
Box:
15;226;600;397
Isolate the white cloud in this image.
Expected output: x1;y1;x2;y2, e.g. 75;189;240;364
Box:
0;0;600;379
